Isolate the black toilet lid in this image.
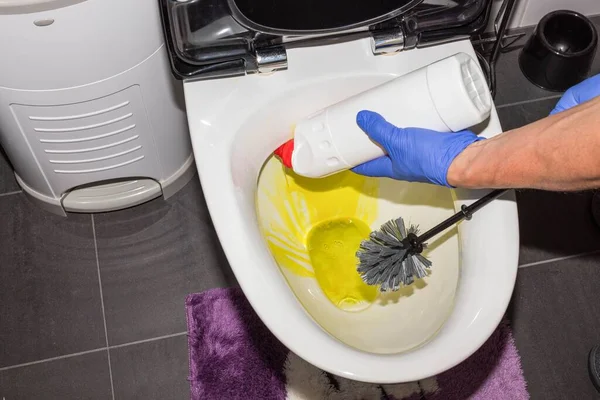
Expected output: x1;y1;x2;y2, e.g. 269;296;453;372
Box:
230;0;422;33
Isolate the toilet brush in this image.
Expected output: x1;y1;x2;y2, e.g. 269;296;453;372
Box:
356;189;507;292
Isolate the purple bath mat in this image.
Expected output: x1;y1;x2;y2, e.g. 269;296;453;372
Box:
186;288;528;400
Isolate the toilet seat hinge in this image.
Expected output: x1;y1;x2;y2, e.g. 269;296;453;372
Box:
370;28;406;55
254;45;288;74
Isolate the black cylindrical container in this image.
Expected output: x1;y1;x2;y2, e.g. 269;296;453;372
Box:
519;10;598;92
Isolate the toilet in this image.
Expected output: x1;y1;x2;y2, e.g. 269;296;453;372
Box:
160;0;520;383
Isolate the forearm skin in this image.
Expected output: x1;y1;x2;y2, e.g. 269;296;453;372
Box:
447;96;600;191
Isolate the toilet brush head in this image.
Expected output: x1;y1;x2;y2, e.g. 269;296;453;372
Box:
356;217;432;292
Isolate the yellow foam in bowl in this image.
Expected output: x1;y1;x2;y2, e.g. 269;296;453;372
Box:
257;155;380;311
306;217;378;309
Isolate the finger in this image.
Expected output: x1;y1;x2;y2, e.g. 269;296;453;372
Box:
356;110;397;151
351;156;394;178
551;73;600;115
550;90;576;115
549;105;566;115
571;73;600;104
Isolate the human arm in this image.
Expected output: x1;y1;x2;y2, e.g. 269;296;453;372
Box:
352;74;600;191
448;95;600;191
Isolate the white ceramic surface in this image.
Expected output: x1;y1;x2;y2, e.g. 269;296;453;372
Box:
183;37;519;383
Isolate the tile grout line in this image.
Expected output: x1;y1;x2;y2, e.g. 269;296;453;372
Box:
108;331;188;350
0;348;107;372
518;249;600;269
0;331;189;373
8;253;600;367
92;215;116;400
0;190;22;197
7;252;598;371
495;94;562;110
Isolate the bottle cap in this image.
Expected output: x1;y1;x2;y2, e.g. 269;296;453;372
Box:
274;139;294;168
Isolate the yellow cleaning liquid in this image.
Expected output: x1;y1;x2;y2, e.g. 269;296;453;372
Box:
306;218;378;308
256;155;380;311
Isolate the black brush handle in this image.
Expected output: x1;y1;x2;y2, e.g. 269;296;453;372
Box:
416;189;508;244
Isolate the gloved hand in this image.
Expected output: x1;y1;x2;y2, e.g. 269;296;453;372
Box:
550;73;600;115
351;111;484;187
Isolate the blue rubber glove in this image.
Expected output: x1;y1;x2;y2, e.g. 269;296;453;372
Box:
351;111;484;187
550;73;600;115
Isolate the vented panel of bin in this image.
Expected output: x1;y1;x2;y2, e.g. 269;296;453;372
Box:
10;85;162;196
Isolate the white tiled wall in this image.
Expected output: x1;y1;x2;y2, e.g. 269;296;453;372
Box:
486;0;600;31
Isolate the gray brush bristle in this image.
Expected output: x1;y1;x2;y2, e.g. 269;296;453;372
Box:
356;217;433;292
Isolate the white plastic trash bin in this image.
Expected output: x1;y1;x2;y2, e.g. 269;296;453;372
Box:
0;0;195;216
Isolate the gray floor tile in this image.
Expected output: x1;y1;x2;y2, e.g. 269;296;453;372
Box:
0;146;19;194
495;98;600;264
516;190;600;265
496;97;557;131
493;15;600;107
0;350;112;400
110;335;189;400
0;194;105;368
508;254;600;400
94;175;237;345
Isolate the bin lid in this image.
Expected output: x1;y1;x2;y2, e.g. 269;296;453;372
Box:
0;0;85;13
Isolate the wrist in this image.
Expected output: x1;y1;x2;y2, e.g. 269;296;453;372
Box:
446;139;487;188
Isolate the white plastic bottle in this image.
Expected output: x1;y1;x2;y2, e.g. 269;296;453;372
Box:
275;52;493;178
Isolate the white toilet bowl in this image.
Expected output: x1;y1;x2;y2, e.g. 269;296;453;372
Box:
183;38;519;383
